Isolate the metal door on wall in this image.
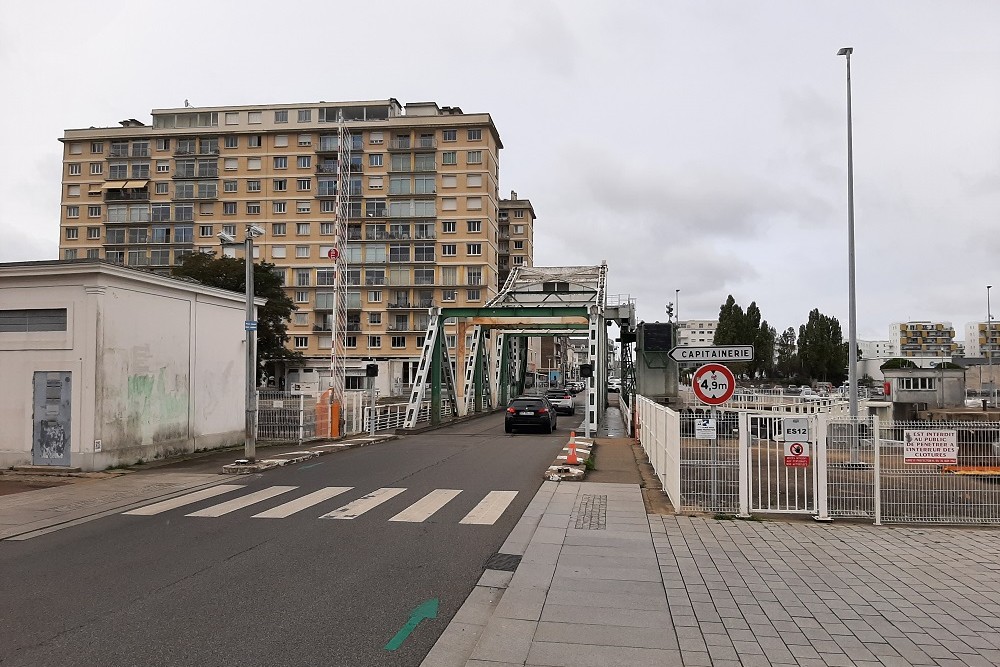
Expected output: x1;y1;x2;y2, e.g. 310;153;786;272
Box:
32;371;72;466
746;414;817;514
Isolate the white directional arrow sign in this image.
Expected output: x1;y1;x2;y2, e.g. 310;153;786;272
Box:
668;345;754;362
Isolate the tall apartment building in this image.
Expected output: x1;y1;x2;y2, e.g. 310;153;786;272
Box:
58;99;535;393
889;321;959;358
676;319;717;346
963;321;1000;359
858;339;893;359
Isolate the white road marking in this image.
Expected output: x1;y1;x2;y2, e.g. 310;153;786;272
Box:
388;489;462;522
460;491;518;525
251;487;354;518
320;487;406;519
186;486;297;517
122;485;245;516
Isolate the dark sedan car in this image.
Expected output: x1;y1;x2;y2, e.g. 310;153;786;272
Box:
505;397;558;434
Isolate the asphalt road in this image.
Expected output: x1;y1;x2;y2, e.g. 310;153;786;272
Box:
0;411;572;667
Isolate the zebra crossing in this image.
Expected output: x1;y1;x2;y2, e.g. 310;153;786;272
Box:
121;484;519;525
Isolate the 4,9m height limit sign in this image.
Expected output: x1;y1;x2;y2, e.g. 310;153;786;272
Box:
691;363;736;406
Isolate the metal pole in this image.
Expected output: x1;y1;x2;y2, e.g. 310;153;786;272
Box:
675;289;680;325
245;234;256;461
369;375;376;436
989;285;994;407
841;47;859;419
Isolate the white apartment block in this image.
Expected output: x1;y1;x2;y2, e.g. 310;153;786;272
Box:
676;319;717;346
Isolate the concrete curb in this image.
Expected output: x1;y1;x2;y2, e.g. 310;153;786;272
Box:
221;434;398;473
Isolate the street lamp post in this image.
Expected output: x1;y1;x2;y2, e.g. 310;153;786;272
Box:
838;46;859;418
220;224;265;462
988;285;994;407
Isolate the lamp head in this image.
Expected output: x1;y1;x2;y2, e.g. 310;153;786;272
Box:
246;224;266;238
837;47;853;56
217;231;236;243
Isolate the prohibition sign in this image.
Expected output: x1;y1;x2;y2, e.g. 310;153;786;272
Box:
691;363;736;406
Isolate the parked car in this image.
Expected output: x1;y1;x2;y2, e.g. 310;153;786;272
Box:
505;397;558;433
608;378;621;393
545;389;576;415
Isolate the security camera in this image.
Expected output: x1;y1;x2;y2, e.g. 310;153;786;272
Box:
217;231;236;243
246;224;266;238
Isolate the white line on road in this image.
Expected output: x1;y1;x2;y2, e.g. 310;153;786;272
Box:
251;487;353;519
122;485;245;516
388;489;462;523
459;491;518;525
320;487;406;520
186;486;298;517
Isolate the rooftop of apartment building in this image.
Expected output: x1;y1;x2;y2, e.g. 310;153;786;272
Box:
63;98;502;147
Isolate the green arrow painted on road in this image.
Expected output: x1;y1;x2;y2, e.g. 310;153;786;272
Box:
384;598;439;651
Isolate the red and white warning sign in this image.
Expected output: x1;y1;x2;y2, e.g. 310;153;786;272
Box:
784;441;810;467
903;429;958;465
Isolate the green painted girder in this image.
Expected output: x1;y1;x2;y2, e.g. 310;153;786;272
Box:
482;323;589;331
441;307;590;318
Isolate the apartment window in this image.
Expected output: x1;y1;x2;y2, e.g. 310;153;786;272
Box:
63;249;78;260
128;228;148;244
296;223;310;235
295;269;311;287
367;311;382;325
414;175;435;194
65;206;80;220
155;182;169;194
441;244;457;256
153;138;170;151
296;178;311;192
87;205;101;218
442;151;457;165
291;201;309;215
442;289;456;302
247;179;261;192
153;160;168;173
467;243;482;256
87;162;102;176
441;267;457;285
274;156;288;169
442;221;457;233
467;289;482;301
513;224;525;234
272;201;286;214
293;245;310;259
467;268;482;285
391;336;406;349
446;335;457;348
87;226;101;239
296;155;311;169
274;134;289;148
368;335;382;349
246;201;261;215
199;225;213;237
344;336;357;349
273;222;286;235
267;245;285;259
68;163;81;176
369;153;383;168
298;109;312;123
106;228;125;243
441;175;457;189
275;110;288;123
86;248;100;259
514;209;525;218
247;158;261;170
220;135;237;149
290;291;308;305
273;178;288;192
467;151;482;164
389;176;411;195
442;129;457;142
513;240;524;250
248;112;262;124
221;180;236;193
65;227;79;239
298;133;312;146
293;337;308;349
414;243;435;262
224;112;239;125
414;154;435;172
217;202;233;216
319;222;335;235
67;185;81;197
248;135;262;148
441;197;457;211
368;176;384;191
513;256;525;265
222;158;238;171
467;173;482;188
467;197;482;210
176;226;194;242
389;244;410;262
370;131;384;145
90;142;103;154
467;220;482;233
468;128;482;141
197;182;217;199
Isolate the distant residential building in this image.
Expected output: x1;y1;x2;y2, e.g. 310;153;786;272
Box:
963;321;1000;359
858;339;893;359
676;319;717;346
889;321;959;358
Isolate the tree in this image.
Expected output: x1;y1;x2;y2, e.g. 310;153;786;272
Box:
775;327;799;379
172;253;300;381
797;309;848;383
713;296;775;379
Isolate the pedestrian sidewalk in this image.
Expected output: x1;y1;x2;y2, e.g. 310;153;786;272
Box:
423;483;1000;666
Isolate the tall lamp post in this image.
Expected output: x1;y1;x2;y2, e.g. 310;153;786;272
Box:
988;285;994;407
219;223;265;462
838;46;859;418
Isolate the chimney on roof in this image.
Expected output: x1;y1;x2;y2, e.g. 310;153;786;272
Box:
510;190;517;200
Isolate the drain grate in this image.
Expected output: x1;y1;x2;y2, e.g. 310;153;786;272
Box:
572;493;608;530
483;552;522;572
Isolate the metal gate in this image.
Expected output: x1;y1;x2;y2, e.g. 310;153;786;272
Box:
32;371;72;466
745;414;817;514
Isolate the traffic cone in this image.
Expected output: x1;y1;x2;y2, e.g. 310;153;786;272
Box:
567;431;580;465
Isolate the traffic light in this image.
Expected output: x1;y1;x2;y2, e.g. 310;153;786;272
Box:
366;363;379;377
580;364;593;378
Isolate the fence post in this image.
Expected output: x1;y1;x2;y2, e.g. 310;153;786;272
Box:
298;393;305;447
814;412;831;522
873;415;882;526
737;412;750;518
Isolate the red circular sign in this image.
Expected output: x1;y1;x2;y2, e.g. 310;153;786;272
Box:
691;363;736;405
327;248;339;260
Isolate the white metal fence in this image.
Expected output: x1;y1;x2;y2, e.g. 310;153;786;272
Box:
256;391;320;444
344;391;458;434
635;394;1000;525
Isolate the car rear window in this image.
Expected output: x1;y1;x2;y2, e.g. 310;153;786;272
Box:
510;399;544;409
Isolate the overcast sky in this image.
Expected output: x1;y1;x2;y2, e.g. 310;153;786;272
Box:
2;1;998;341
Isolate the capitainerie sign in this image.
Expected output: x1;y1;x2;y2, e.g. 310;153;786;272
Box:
668;345;754;362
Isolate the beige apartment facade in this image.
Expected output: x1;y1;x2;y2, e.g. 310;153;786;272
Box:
58;99;536;394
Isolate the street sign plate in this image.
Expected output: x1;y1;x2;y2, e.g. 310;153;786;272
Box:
784;441;810;467
669;345;754;363
245;320;257;331
780;417;810;442
691;363;736;406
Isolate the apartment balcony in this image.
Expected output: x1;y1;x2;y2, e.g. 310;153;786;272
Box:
317;163;340;174
387;301;411;309
172;171;219;179
365;230;389;240
104;189;150;202
364;278;386;286
499;231;510;240
414;232;436;240
388;138;412;151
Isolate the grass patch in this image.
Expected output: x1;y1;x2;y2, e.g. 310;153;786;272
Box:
584;456;595;470
713;513;765;522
